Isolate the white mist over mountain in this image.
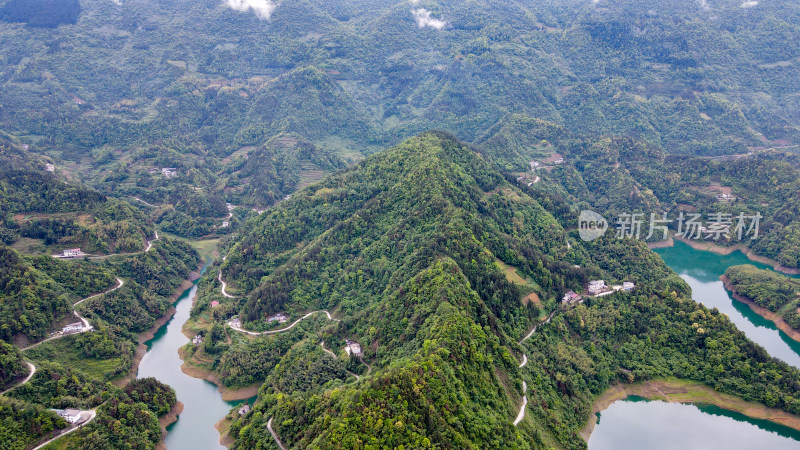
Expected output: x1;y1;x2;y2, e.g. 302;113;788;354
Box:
408;0;448;30
224;0;277;20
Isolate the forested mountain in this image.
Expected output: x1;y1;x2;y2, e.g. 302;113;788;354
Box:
0;128;199;447
2;1;800;448
187;132;800;448
478;113;800;269
1;0;799;240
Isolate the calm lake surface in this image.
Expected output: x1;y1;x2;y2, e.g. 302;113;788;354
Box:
590;240;800;449
137;267;246;450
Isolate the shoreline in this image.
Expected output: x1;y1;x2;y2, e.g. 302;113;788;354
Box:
155;401;185;450
580;379;800;442
720;275;800;344
215;412;237;448
114;268;200;387
177;346;261;401
647;236;800;275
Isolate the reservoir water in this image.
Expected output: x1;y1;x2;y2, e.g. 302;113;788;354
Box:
137;266;245;449
589;240;800;449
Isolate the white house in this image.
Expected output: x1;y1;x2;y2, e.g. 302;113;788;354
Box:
267;313;288;324
623;282;635;291
62;248;84;258
55;409;83;424
588;280;607;295
345;339;362;357
161;168;178;178
62;322;84;334
45;164;55;172
529;161;541;170
239;404;251;416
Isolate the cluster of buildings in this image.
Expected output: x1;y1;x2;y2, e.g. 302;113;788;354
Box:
344;339;362;357
266;313;288;324
562;291;582;305
192;334;203;346
529;157;565;172
148;167;178;178
45;163;55;172
563;280;636;304
161;168;178;178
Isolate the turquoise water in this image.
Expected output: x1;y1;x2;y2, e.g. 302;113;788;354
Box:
137;269;247;449
589;396;800;450
589;241;800;449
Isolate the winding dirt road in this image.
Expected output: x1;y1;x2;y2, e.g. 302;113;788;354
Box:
514;309;559;426
228;311;334;336
218;271;236;299
267;416;287;450
2;278;125;396
31;409;97;450
320;341;361;380
0;362;35;396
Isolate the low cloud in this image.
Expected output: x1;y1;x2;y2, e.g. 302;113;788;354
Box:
740;1;758;7
411;8;448;29
225;0;277;20
698;0;711;11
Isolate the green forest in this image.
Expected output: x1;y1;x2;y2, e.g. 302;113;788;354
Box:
2;0;800;448
183;132;800;448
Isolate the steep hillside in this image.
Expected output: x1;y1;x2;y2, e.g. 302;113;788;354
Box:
185;132;800;448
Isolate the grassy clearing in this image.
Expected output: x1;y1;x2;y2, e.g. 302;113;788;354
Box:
188;238;220;261
494;259;528;285
25;337;128;381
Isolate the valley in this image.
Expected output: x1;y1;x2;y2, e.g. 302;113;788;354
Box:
3;1;800;449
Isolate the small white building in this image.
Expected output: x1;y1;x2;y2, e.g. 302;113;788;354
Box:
530;161;541;171
56;409;83;424
192;334;203;346
45;164;55;172
562;291;581;304
266;313;288;324
588;280;607;295
239;404;251;416
623;282;635;291
161;168;178;178
62;248;85;258
221;221;230;228
553;158;565;165
344;339;362;357
62;322;84;334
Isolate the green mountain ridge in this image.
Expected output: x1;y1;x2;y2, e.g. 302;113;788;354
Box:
180;132;800;449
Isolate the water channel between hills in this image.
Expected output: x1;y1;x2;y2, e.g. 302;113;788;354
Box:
590;240;800;449
137;263;248;450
